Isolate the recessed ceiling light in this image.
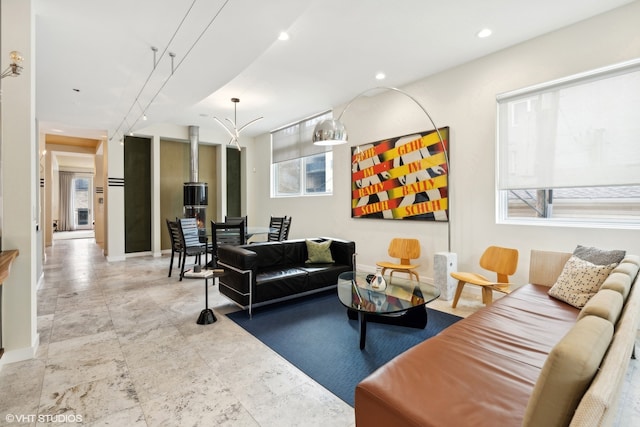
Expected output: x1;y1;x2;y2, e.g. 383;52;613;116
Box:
278;31;290;41
375;72;386;80
477;28;492;38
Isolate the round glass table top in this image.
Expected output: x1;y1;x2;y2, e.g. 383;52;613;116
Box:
337;271;440;315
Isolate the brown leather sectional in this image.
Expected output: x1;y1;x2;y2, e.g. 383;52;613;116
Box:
355;250;640;427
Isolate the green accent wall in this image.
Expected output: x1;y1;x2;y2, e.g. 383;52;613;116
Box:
124;136;151;253
226;147;241;217
160;140;217;250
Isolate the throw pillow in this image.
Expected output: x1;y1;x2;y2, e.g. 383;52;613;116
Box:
305;239;334;264
548;255;616;309
573;245;625;266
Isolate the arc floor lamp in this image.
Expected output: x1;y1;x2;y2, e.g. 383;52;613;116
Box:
312;86;451;253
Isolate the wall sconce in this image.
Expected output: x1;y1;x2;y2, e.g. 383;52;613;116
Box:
1;51;24;79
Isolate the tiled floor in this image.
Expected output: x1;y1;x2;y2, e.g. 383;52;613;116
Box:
0;237;638;426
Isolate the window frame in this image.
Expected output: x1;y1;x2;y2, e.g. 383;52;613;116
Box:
271;112;334;198
495;58;640;230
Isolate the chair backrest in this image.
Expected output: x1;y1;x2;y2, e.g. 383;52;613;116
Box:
211;220;246;257
225;215;248;233
268;216;285;241
281;216;292;240
178;217;203;249
388;238;421;264
166;219;183;251
479;246;519;283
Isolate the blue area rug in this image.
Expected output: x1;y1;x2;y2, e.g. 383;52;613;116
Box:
226;290;462;406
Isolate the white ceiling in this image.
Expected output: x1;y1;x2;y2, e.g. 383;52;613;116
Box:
34;0;634;143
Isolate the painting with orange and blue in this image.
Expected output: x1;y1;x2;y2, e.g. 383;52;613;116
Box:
351;127;449;221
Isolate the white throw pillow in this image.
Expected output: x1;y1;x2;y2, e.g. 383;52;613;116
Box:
548;255;616;309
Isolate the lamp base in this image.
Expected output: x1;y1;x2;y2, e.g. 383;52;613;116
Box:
197;309;217;325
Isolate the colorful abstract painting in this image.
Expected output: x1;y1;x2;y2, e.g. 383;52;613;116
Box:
351;127;449;221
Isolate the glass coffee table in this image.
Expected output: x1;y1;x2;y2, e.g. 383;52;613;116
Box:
337;271;441;349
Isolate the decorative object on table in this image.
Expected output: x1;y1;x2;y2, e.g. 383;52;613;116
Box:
213;98;263;151
450;245;519;308
367;267;387;291
376;238;421;281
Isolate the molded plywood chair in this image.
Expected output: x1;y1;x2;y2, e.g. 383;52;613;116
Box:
376;238;421;281
450;246;519;308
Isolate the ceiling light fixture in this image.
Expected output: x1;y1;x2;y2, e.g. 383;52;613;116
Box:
375;72;386;80
278;31;290;41
477;28;492;38
213;97;263;151
1;51;24;79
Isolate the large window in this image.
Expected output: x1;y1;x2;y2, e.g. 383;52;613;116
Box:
496;59;640;228
272;112;333;197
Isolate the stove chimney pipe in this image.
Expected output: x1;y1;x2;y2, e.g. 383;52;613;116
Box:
189;125;199;182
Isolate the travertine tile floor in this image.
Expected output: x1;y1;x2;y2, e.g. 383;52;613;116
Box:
0;237;637;426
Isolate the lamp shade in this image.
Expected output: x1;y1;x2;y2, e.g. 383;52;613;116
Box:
312;118;348;145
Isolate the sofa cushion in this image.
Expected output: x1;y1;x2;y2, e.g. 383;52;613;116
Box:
577;289;623;324
573;245;626;266
305;239;335;264
548;255;616;308
600;271;633;300
612;260;640;278
522;315;614;427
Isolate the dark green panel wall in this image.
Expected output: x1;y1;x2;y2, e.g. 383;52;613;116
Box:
124;136;151;253
226;147;241;217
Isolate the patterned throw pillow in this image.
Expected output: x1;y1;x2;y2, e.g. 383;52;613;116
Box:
548;255;617;309
305;239;335;264
572;245;626;266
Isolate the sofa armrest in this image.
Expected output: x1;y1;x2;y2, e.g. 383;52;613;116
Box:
322;237;356;267
217;245;258;271
529;250;572;287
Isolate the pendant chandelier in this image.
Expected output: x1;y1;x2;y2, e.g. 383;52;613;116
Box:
213;97;263;151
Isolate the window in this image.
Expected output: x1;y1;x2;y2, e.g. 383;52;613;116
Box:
496;59;640;228
271;111;333;197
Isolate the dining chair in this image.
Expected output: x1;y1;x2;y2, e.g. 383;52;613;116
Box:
268;216;285;241
376;238;421;281
166;219;184;277
225;215;248;235
281;216;292;240
177;217;207;281
211;220;246;262
450;245;519;308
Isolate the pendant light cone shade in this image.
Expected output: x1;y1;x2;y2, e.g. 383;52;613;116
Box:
312;118;348;145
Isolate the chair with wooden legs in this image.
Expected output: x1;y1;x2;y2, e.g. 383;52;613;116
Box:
166;219;184;277
376;238;421;281
450;246;519;308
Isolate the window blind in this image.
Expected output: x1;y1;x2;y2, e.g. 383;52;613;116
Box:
497;59;640;190
272;111;332;163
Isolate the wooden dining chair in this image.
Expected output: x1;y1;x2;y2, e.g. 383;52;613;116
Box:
450;246;519;308
376;238;421;281
211;220;246;262
281;216;292;240
177;217;207;281
268;216;285;241
225;215;248;236
166;219;184;277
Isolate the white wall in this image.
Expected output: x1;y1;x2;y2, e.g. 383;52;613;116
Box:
248;2;640;286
